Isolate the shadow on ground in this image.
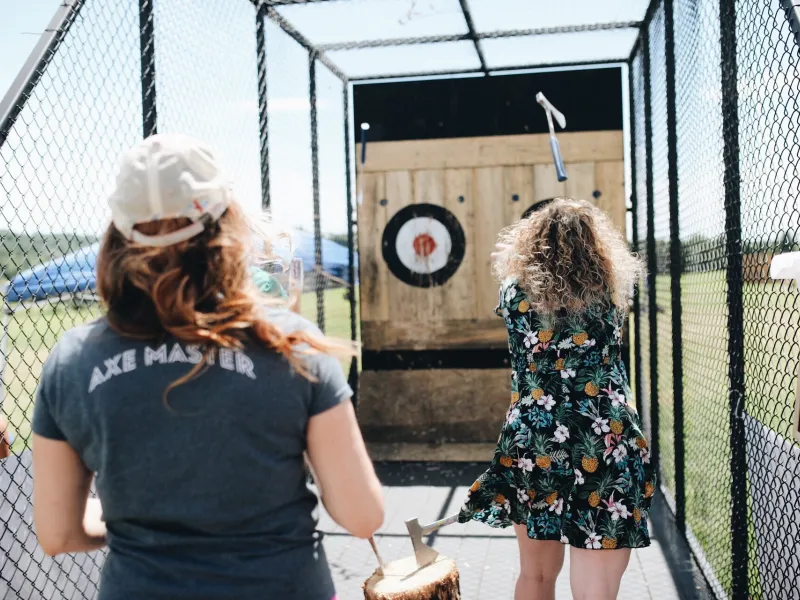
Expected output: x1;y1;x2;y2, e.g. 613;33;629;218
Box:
322;462;716;600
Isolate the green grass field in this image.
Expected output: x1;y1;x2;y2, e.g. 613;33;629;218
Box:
1;288;357;454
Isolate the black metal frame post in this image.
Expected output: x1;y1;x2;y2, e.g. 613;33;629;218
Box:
628;58;644;429
0;0;86;147
139;0;157;137
342;85;359;406
256;3;270;209
719;0;748;597
457;0;488;75
664;0;685;534
308;51;325;331
643;26;660;474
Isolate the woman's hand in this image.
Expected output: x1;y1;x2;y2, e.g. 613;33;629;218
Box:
288;290;302;314
287;257;304;314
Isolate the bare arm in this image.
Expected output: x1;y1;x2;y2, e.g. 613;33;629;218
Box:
306;400;384;539
288;291;302;314
32;435;106;556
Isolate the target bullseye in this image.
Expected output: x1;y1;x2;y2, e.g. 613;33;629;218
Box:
382;204;465;288
413;233;436;258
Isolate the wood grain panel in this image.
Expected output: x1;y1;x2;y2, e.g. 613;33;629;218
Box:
473;167;506;318
443;169;477;319
358;131;623;172
503;165;534;224
357;172;389;321
384;170;429;323
361;319;507;350
595;160;626;234
358;368;510;443
565;162;597;201
413;169;447;320
534;163;568;199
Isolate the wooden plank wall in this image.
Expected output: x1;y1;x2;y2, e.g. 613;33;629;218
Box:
358;131;626;350
356;131;625;445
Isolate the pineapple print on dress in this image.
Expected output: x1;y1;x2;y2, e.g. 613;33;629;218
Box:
575;431;602;474
459;279;657;550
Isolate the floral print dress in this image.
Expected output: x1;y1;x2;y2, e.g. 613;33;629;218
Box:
459;279;657;550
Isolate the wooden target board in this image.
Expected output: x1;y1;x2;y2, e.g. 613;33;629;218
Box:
356;131;626;455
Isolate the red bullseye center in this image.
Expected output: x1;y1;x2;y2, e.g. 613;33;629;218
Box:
412;233;437;257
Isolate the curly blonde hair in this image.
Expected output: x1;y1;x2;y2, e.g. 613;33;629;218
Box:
492;198;644;314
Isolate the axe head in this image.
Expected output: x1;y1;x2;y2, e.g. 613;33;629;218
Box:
536;92;567;130
405;517;439;568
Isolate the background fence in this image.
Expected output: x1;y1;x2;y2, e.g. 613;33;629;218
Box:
0;1;357;597
630;0;800;598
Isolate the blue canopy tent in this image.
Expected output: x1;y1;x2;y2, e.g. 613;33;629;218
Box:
4;243;99;305
3;232;357;305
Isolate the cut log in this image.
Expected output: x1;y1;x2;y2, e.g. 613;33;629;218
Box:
363;555;460;600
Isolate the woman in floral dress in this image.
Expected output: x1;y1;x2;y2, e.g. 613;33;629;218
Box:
459;199;656;600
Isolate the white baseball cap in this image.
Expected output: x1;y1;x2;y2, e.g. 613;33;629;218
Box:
108;133;232;247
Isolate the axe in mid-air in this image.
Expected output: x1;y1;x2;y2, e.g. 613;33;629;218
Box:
536;92;568;182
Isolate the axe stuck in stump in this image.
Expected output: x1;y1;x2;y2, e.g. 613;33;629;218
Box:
363;514;461;600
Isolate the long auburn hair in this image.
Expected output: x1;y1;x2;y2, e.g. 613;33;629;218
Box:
492;198;644;314
96;202;352;402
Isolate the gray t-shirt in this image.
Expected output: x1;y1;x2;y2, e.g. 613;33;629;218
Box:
33;310;351;600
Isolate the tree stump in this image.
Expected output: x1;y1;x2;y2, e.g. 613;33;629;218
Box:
363;555;461;600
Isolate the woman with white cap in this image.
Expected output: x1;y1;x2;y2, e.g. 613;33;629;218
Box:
31;134;383;600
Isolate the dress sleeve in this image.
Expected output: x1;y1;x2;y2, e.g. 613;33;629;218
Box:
308;352;353;416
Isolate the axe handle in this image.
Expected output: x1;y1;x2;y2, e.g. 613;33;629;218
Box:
549;135;568;182
421;513;460;535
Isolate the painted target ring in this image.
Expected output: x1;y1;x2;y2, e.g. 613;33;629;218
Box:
522;197;556;220
381;203;465;287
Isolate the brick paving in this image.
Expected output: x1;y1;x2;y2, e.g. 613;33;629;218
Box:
0;454;692;599
322;462;683;600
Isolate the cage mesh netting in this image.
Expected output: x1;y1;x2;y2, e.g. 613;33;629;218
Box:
647;4;676;503
672;0;731;594
736;0;800;597
629;0;800;597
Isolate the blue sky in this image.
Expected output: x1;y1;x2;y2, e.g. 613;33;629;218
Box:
0;0;650;239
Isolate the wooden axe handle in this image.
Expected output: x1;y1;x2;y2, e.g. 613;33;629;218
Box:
421;513;459;535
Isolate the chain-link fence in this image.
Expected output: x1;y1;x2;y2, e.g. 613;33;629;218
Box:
631;0;800;597
0;1;358;597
